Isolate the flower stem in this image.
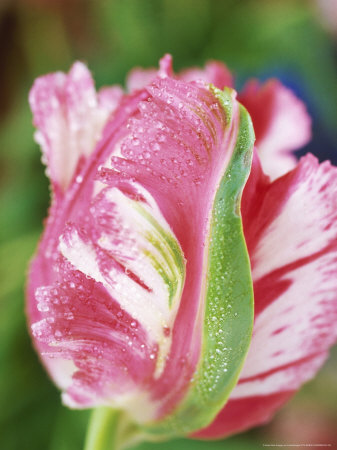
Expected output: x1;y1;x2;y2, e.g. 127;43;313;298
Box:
84;407;145;450
84;407;121;450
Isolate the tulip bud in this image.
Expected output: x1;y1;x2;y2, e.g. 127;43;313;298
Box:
27;55;255;439
27;56;337;446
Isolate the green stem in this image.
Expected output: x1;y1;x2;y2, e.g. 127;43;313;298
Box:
84;407;147;450
84;408;121;450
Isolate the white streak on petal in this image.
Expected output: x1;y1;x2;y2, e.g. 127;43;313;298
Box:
253;159;337;280
59;185;185;378
231;354;327;398
241;253;337;381
59;230;106;285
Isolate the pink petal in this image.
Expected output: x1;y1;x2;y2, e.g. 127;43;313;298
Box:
179;61;233;90
195;153;337;438
28;69;246;421
31;255;157;408
126;55;174;92
27;88;156;413
126;56;233;93
96;77;246;418
98;85;124;111
238;80;312;180
29;62;121;193
126;68;158;92
193;392;293;439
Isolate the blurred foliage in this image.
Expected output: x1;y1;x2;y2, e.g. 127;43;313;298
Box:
0;0;336;449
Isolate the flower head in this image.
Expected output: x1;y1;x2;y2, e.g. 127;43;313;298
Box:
27;55;337;439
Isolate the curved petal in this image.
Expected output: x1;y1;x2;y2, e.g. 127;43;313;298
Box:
97;79;255;433
58;185;185;380
238;80;312;180
28;64;255;434
29;62;121;193
27;87;153;410
31;257;158;412
194;153;337;438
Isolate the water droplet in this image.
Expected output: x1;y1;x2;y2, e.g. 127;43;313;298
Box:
151;142;161;151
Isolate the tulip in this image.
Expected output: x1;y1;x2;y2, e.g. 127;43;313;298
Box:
27;55;337;448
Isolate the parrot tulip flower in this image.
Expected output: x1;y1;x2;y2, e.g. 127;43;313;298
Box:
27;55;337;446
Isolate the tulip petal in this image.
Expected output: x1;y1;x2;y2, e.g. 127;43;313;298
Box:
126;54;173;92
126;57;233;93
28;63;255;431
30;181;185;415
31;257;159;414
98;86;124;111
238;80;311;180
29;62;120;192
112;82;254;435
126;67;159;93
238;154;337;390
194;153;337;438
179;61;233;90
192;392;294;439
27;87;156;414
58;185;186;378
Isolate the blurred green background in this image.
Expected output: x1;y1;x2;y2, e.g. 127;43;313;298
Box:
1;0;337;449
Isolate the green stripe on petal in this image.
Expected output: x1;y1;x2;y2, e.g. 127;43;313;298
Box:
136;203;186;310
121;198;186;377
144;87;255;436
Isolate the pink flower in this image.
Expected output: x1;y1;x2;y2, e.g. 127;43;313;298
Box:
27;55;337;439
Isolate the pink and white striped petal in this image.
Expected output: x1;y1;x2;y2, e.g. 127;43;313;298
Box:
238;154;337;389
58;184;185;378
28;66;247;424
96;77;246;419
30;180;185;412
29;62;121;192
238;80;312;180
195;154;337;438
31;257;158;417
